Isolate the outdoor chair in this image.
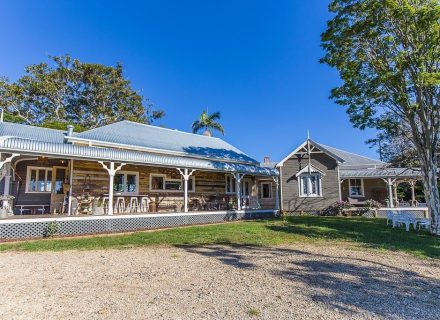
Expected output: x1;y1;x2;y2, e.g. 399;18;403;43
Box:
140;197;150;212
102;196;109;214
385;211;396;226
115;197;126;213
393;213;417;231
417;218;430;231
129;197;139;213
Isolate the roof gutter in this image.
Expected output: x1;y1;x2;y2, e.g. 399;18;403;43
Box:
0;141;278;177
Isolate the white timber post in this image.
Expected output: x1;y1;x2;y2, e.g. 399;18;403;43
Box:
387;178;394;208
409;180;416;206
0;153;19;215
99;161;126;215
177;168;196;213
67;159;74;215
393;182;399;207
2;163;11;212
235;173;244;210
272;176;280;211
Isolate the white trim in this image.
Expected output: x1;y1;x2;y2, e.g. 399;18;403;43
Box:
52;166;68;195
225;174;236;194
149;173;196;192
113;170;140;195
260;182;273;199
1;147;277;178
0;209;278;224
348;178;364;197
277;139;344;167
337;165;342;201
298;172;323;197
295;164;326;177
279;167;284;210
25;166;53;193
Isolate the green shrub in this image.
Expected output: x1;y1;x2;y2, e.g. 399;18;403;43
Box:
321;201;352;216
44;222;59;238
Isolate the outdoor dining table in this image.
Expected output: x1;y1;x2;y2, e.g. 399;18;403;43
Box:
15;204;49;215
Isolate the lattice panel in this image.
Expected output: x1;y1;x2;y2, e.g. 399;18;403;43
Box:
376;209;427;219
0;211;275;240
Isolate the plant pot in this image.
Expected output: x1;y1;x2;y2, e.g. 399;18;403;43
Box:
149;202;157;213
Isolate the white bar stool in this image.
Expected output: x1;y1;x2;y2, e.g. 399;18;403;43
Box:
115;197;126;213
102;197;109;214
140;197;150;213
129;197;139;213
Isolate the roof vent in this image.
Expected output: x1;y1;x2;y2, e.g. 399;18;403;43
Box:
66;125;74;137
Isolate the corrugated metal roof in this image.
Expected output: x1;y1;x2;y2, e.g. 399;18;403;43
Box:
340;168;422;179
0;137;278;176
313;141;386;167
75;120;258;164
0;122;66;144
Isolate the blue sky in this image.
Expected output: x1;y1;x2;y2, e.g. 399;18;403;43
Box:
0;0;379;162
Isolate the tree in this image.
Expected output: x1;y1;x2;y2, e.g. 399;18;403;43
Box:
321;0;440;233
192;110;225;136
0;55;164;129
366;131;419;166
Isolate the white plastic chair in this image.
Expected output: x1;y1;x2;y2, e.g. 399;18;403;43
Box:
394;213;417;231
386;211;395;226
417;218;430;231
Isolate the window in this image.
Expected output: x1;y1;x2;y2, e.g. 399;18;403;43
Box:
113;171;139;194
349;179;364;197
225;176;252;195
53;168;67;194
261;182;272;199
151;175;164;190
187;177;195;192
150;174;195;192
165;179;182;191
26;167;52;193
298;173;322;197
225;175;236;194
242;180;250;197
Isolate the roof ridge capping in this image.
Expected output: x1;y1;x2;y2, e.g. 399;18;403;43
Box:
81;120;224;140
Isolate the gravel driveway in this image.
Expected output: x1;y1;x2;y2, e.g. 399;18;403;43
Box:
0;243;439;320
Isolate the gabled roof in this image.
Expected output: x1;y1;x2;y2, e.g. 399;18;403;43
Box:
277;139;387;168
313;142;387;167
0;121;277;176
72;120;258;165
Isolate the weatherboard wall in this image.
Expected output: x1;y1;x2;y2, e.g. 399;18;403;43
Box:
280;153;339;212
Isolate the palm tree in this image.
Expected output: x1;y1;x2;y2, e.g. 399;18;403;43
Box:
192;110;225;136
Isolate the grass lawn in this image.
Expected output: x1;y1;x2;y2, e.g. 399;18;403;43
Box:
0;216;439;259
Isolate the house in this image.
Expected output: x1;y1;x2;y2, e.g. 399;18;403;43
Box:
276;138;422;213
0;120;279;239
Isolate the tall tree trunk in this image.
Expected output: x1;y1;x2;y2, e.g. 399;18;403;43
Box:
420;153;440;234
